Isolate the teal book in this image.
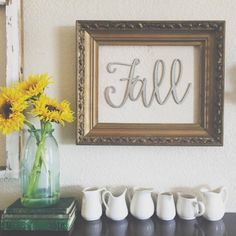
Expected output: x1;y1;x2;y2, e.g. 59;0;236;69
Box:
2;204;77;220
1;198;77;231
4;198;76;215
0;212;76;231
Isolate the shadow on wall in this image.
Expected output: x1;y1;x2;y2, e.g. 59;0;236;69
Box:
171;184;211;201
61;185;83;209
56;26;77;145
225;65;236;104
60;184;212;211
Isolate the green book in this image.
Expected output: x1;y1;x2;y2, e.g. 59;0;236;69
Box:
1;198;77;231
1;213;76;231
2;204;77;220
4;198;76;215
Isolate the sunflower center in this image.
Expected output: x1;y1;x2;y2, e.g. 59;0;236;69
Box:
46;105;60;112
0;102;12;119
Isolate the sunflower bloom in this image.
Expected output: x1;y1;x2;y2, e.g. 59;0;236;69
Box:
31;95;74;125
0;87;27;135
17;74;52;99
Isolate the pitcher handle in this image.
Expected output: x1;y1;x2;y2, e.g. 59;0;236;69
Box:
195;201;205;217
102;190;111;210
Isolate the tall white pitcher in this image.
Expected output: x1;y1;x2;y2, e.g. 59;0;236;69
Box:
156;192;176;221
81;187;105;221
130;187;154;220
102;187;128;221
200;186;227;221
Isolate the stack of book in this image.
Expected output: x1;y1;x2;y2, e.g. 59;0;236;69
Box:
0;197;77;231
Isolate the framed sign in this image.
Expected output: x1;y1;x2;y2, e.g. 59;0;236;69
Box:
76;21;225;146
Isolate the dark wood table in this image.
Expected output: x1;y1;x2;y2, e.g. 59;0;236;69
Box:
1;213;235;236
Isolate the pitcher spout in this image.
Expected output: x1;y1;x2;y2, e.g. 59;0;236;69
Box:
122;187;127;196
215;186;226;194
160;192;173;200
134;187;153;193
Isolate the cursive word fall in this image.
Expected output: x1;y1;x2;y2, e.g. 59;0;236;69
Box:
104;58;191;108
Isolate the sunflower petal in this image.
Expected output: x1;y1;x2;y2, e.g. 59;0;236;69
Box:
16;73;52;99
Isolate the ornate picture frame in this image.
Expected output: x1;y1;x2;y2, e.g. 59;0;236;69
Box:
76;21;225;146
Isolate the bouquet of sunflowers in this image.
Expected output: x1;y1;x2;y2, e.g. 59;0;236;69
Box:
0;74;74;207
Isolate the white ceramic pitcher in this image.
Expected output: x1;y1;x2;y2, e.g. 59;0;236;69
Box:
81;187;105;221
102;188;128;221
130;187;154;220
200;186;227;221
156;192;176;221
177;192;205;220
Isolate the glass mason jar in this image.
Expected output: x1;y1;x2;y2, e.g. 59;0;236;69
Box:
20;129;60;208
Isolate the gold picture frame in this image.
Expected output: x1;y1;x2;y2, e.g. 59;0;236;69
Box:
76;21;225;146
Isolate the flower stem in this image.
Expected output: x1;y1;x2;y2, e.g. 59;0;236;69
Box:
22;121;53;204
24;120;36;131
24;130;47;198
24;120;40;145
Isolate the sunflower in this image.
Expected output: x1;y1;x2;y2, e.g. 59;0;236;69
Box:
0;87;27;135
17;74;52;99
31;95;74;125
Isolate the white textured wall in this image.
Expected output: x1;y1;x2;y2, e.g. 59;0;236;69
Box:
1;0;236;211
